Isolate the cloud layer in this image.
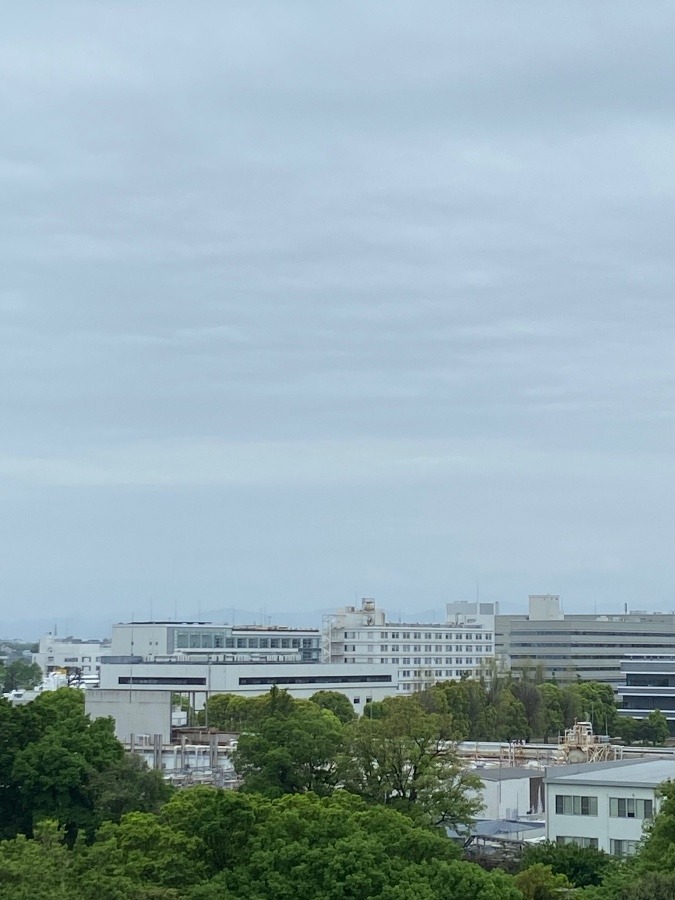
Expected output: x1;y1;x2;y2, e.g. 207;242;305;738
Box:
2;2;675;630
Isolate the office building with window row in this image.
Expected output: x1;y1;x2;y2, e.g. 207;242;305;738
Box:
496;594;675;685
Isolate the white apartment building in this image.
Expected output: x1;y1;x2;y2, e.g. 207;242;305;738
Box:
323;598;497;692
110;621;321;664
545;758;675;855
33;634;111;685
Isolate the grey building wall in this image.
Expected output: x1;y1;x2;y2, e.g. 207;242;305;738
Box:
85;689;172;743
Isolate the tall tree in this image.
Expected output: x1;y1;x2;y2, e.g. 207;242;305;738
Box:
340;696;482;829
234;704;344;797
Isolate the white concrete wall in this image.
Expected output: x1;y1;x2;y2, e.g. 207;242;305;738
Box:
546;781;657;853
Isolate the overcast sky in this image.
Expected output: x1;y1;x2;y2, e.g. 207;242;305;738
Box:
2;2;675;635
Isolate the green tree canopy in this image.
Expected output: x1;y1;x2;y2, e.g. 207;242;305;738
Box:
309;689;357;724
340;695;482;830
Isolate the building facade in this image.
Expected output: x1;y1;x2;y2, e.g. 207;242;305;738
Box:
545;758;675;855
33;634;111;685
617;655;675;732
496;595;675;685
98;658;399;709
110;621;321;664
323;598;497;693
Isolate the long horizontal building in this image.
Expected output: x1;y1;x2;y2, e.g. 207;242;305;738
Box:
98;659;398;709
496;595;675;685
110;621;321;664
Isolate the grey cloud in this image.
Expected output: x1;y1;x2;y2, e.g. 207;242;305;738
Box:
1;2;675;629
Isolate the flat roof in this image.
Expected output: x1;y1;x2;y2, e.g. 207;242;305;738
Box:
547;759;675;788
478;767;545;782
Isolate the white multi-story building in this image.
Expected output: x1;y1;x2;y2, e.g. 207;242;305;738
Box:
33;634;111;685
110;621;321;664
545;758;675;855
323;598;497;692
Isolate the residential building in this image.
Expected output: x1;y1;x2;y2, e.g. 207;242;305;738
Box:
496;595;675;685
33;634;111;685
617;654;675;733
109;621;321;663
323;598;497;693
545;758;675;855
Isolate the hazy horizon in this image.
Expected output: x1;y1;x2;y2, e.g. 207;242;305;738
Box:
3;2;675;631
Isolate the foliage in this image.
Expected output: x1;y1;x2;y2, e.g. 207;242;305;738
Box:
234;703;344;797
310;689;357;724
520;841;615;888
89;752;173;824
2;660;43;692
340;695;483;829
514;863;573;899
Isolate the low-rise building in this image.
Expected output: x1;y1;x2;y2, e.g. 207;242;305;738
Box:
99;658;399;709
545;758;675;855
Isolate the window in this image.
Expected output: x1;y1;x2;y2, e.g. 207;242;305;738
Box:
424;644;432;652
391;657;399;664
435;645;443;652
413;632;421;639
391;632;399;639
281;639;290;648
380;632;388;639
380;658;389;664
555;795;598;816
270;638;280;648
260;639;269;648
64;657;78;662
353;697;360;704
424;632;432;639
214;635;224;648
455;645;463;652
176;631;188;648
190;633;201;648
610;839;639;857
402;670;411;677
413;657;421;664
391;644;399;651
465;645;473;653
434;657;442;664
413;645;421;652
424;657;432;664
248;638;259;648
292;639;300;648
402;644;411;652
402;657;410;664
609;798;653;819
402;632;410;639
236;638;246;648
557;836;598;849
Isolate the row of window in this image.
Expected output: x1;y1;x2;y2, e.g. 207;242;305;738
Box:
556;836;639;857
175;632;314;650
343;631;492;641
346;644;487;653
342;651;492;661
555;795;653;819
